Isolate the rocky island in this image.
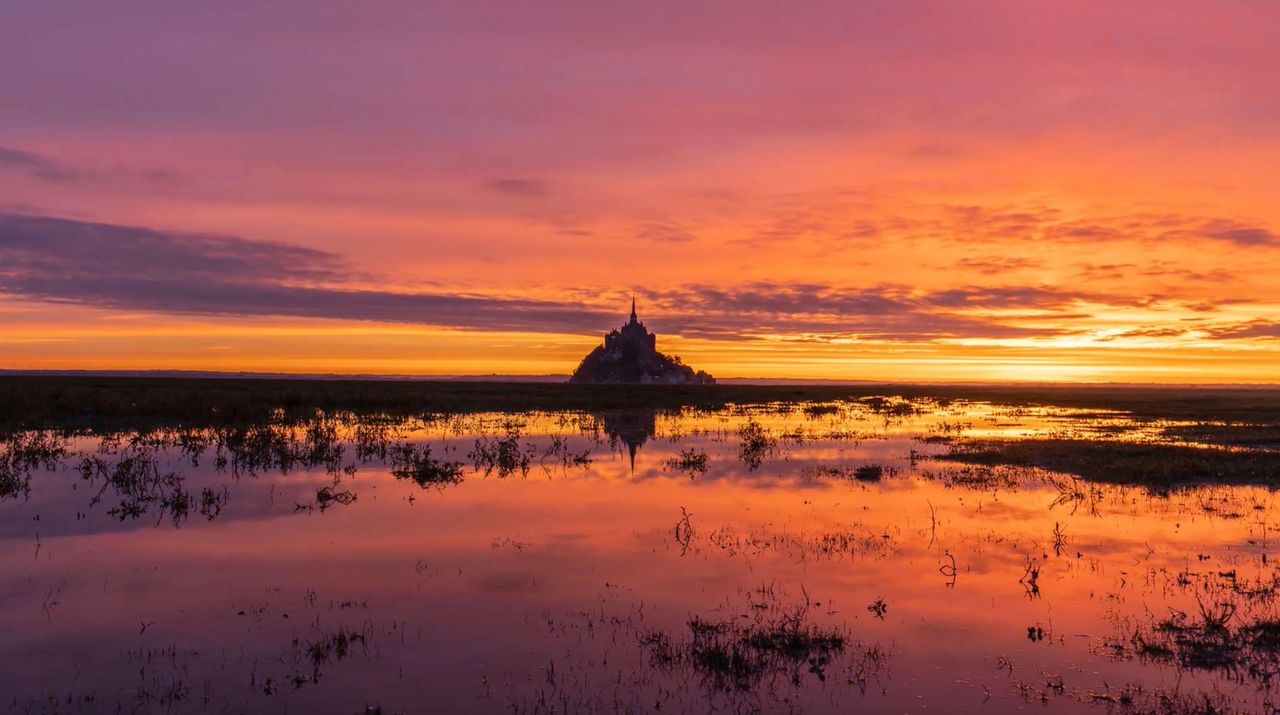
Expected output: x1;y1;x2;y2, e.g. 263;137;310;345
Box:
569;300;715;384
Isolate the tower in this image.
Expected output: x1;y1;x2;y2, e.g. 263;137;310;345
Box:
567;295;714;384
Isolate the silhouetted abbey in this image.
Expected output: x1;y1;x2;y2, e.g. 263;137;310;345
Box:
569;300;715;385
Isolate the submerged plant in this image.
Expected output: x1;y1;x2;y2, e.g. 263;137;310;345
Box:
390;443;464;487
469;431;534;477
664;448;709;476
315;486;357;511
737;420;777;472
0;430;68;500
638;586;884;693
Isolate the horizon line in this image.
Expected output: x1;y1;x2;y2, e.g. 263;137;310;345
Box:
3;368;1279;389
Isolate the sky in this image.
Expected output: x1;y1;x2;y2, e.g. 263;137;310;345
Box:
2;0;1279;382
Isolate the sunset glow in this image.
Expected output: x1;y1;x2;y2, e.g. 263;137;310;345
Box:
3;1;1278;381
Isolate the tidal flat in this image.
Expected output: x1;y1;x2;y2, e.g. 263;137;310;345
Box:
2;378;1280;713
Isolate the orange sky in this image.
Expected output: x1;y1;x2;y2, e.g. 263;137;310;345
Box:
2;1;1279;382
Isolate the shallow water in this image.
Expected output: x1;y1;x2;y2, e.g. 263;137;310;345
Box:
2;399;1277;713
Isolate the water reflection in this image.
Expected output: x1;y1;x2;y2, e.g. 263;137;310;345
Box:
596;409;657;471
1;400;1278;713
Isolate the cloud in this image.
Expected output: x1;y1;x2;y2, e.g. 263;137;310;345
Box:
484;178;552;197
842;205;1280;250
720;199;1280;258
0;146;82;183
955;256;1044;275
0;211;1226;345
1137;262;1239;283
1182;219;1278;248
1206;321;1280;340
922;285;1116;310
1054;215;1279;248
0;145;179;187
0;212;342;282
1097;326;1191;341
0;211;613;333
633;221;698;243
642;282;1102;341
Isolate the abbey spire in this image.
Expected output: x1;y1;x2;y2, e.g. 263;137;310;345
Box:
568;300;715;384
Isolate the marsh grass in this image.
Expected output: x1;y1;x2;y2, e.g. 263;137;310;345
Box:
389;443;464;487
469;430;535;477
664;448;709;476
704;524;896;563
1099;564;1280;692
938;438;1280;488
0;430;67;499
538;435;592;472
737;420;777;471
639;588;868;692
78;452;193;525
801;464;898;482
282;620;375;690
1162;423;1280;449
1083;684;1240;715
315;486;357;511
6;376;1280;435
1127;605;1280;684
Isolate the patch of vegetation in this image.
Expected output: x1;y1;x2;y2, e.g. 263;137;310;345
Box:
1162;422;1280;449
642;618;844;692
664;448;709;476
0;377;1268;426
282;622;374;689
302;625;369;669
469;430;534;477
1125;604;1280;685
78;452;194;525
199;486;228;520
1082;683;1241;715
704;524;895;562
315;486;357;511
0;430;67;499
801;464;898;482
737;420;777;471
639;587;884;693
389;443;464;487
938;438;1279;487
539;435;591;471
860;395;925;417
801;403;843;418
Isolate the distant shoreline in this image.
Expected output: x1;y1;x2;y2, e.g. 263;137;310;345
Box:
0;368;1276;389
4;373;1280;432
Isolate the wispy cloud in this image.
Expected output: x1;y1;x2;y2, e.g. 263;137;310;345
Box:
0;212;341;282
1206;321;1280;340
716;199;1280;255
955;256;1044;275
0;212;613;333
0;146;82;183
0;145;178;187
642;282;1108;341
633;221;698;244
484;178;553;198
938;207;1279;249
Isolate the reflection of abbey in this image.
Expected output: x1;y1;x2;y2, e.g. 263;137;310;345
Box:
569;299;715;384
596;409;657;471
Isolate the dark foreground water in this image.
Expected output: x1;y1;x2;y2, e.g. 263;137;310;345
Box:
2;399;1277;714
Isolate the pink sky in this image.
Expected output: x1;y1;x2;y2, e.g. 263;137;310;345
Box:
2;0;1279;380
